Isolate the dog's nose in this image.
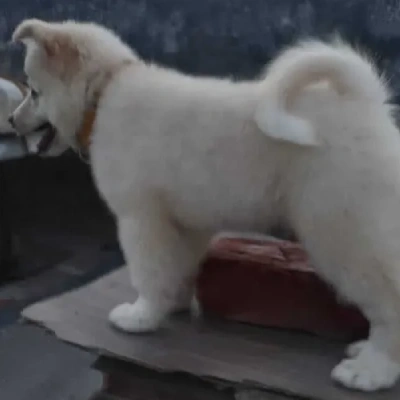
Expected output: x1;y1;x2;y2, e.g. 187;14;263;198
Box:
8;115;15;127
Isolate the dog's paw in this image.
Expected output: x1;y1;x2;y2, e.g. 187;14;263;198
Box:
345;340;367;358
332;343;400;391
108;300;163;333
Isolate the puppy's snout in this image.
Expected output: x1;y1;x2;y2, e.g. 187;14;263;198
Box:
8;115;15;127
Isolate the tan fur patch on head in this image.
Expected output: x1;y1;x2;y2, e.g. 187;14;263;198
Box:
12;19;81;79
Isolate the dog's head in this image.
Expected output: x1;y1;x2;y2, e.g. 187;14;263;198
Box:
10;19;137;155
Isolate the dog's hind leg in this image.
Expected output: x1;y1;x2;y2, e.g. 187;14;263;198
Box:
298;225;400;391
109;208;209;332
330;271;400;392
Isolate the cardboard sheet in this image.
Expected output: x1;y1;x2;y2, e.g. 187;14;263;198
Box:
22;268;400;400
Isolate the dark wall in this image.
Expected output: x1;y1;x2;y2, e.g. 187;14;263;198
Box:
1;0;400;94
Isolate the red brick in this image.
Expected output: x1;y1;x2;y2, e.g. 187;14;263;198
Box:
197;237;369;341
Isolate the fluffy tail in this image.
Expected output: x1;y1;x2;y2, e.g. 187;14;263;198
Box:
254;40;389;146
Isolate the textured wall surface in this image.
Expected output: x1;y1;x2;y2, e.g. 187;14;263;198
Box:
0;0;400;91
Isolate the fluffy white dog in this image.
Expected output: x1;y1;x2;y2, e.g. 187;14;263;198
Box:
9;18;400;392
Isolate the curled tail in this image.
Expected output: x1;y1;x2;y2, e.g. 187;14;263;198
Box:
255;40;389;146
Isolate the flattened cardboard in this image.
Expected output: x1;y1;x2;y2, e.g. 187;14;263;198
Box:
22;268;400;400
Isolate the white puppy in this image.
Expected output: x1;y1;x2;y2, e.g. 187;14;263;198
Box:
9;18;400;392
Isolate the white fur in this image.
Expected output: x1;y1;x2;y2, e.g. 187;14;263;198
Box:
333;341;400;391
10;19;400;392
255;40;387;147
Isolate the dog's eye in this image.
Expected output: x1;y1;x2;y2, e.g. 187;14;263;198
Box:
31;89;40;99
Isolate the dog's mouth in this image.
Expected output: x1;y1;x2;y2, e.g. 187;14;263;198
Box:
33;121;52;133
20;121;57;155
35;123;56;154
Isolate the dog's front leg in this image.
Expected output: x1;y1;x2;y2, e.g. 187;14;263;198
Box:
109;209;207;333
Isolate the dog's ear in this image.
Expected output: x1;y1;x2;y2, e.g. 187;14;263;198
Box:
12;19;77;59
12;19;50;45
12;19;80;77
